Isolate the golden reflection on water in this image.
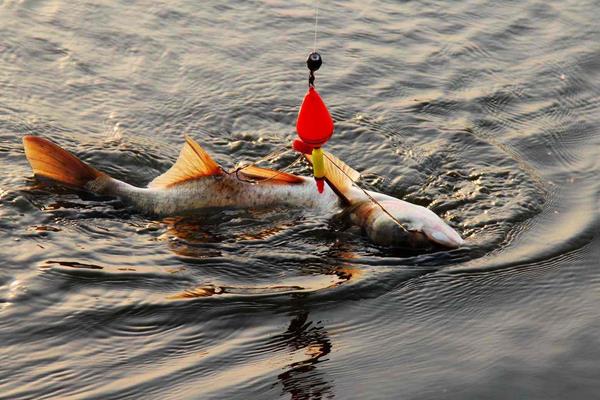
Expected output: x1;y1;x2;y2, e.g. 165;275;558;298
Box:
277;310;334;399
167;264;359;299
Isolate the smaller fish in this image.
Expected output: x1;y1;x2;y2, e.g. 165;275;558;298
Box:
22;135;464;248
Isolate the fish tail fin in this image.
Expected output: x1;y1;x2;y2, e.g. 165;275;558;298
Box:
23;135;106;189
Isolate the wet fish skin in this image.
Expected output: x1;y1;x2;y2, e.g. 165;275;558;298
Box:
86;173;341;216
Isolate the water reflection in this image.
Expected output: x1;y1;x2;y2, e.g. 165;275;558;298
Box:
276;309;334;400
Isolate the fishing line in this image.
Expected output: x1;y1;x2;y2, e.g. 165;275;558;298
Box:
313;0;319;52
305;1;408;233
229;1;407;233
323;153;410;233
234;154;305;184
229;146;303;184
229;148;410;233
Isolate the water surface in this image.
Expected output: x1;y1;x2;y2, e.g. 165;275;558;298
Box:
1;0;599;399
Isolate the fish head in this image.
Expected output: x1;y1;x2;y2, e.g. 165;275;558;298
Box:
351;199;464;249
351;201;426;247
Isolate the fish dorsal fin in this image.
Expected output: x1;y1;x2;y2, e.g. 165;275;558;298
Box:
238;165;304;184
305;151;361;203
148;135;222;188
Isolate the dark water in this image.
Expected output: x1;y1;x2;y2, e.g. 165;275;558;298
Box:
1;0;599;398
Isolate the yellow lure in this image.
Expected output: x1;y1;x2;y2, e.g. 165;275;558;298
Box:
311;147;325;179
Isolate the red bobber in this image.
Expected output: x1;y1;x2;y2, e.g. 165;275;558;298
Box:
296;87;334;146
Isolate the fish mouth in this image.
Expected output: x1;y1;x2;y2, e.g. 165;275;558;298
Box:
423;227;464;249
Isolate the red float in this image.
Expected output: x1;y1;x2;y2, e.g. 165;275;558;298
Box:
296;87;334;147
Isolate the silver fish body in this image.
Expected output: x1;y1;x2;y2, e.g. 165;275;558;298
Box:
88;174;341;216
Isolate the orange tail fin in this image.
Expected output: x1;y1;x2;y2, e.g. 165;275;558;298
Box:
23;135;105;189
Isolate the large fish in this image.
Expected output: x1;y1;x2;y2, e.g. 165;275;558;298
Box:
22;135;464;248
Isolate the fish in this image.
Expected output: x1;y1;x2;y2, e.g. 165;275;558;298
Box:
22;135;464;248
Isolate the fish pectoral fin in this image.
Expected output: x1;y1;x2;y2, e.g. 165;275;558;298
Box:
238;165;304;184
148;135;222;188
305;150;361;203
